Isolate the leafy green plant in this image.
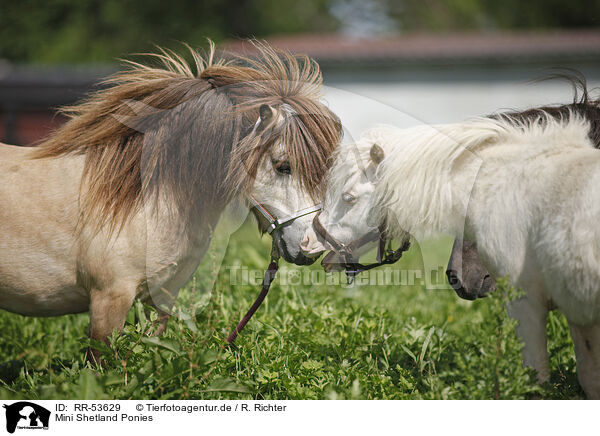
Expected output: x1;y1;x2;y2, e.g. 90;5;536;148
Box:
0;221;583;399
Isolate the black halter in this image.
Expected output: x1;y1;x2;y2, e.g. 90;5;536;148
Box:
312;212;410;282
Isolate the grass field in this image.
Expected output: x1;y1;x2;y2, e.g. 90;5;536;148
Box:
0;218;584;400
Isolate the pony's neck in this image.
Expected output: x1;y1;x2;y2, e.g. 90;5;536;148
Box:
369;122;501;238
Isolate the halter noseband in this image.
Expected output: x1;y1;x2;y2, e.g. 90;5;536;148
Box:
312;212;410;282
248;194;322;234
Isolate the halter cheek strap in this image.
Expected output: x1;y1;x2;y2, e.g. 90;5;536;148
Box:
247;193;322;234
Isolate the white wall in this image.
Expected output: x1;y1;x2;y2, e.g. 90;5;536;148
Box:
323;79;600;142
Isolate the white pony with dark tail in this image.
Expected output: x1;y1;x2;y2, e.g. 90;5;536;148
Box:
301;89;600;398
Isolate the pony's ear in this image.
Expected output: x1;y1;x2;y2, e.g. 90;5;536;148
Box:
370;143;385;164
259;104;274;125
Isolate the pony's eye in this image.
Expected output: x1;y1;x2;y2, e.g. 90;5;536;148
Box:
273;160;292;175
342;192;356;204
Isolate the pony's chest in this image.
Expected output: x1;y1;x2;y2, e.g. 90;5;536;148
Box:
141;233;211;294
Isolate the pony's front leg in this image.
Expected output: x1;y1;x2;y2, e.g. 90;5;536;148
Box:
506;296;550;383
88;284;137;364
569;323;600;399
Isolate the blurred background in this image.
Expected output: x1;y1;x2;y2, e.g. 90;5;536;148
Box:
1;0;600;144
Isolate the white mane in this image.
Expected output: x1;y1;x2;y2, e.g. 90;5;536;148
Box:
330;112;594;238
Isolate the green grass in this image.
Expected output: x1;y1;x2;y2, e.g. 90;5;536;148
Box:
0;218;584;399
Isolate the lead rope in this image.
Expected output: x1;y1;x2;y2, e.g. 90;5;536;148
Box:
225;241;280;345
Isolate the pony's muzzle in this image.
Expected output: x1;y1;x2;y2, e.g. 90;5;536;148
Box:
300;227;326;258
446;268;476;300
446;269;496;300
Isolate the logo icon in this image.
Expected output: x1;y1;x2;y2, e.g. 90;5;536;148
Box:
3;402;50;433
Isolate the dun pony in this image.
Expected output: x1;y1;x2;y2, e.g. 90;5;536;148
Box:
0;41;341;362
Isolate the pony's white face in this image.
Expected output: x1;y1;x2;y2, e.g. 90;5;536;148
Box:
251;149;319;265
300;143;385;262
249;105;324;265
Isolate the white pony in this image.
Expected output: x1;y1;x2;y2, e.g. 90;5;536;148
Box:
0;43;341;360
301;96;600;398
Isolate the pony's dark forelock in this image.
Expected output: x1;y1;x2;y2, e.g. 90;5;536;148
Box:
33;41;342;233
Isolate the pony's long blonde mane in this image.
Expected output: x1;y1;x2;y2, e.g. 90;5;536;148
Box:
332;112;595;238
35;41;341;233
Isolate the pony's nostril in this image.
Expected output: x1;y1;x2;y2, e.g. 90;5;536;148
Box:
446;270;460;288
300;234;311;251
300;235;314;254
300;232;326;258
